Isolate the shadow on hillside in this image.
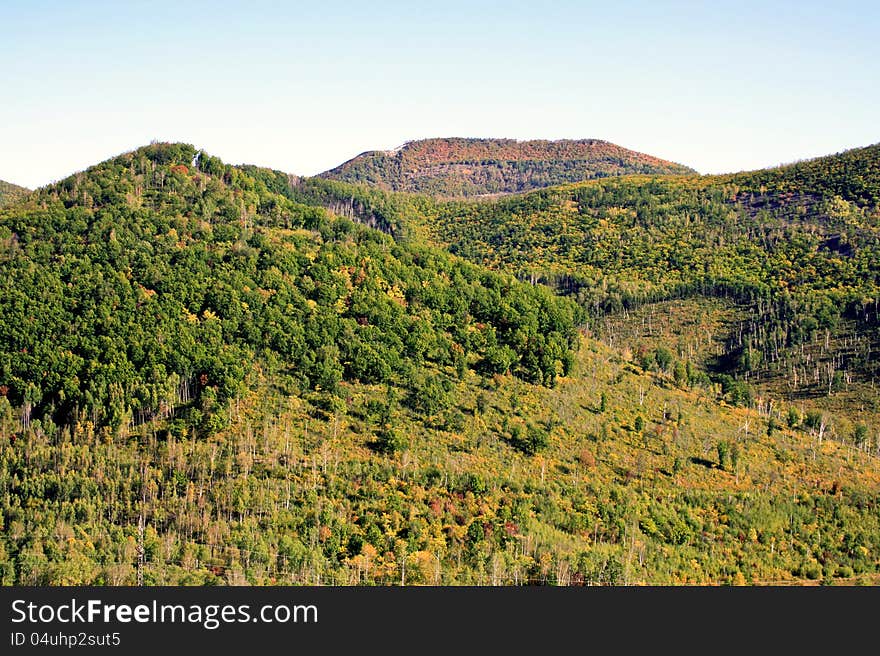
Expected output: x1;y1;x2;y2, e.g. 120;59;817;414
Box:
689;456;717;470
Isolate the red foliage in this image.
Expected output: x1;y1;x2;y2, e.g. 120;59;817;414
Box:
170;164;189;175
577;448;596;469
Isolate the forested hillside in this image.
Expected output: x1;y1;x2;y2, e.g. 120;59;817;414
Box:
0;180;29;207
320;137;695;197
1;143;878;586
392;145;880;426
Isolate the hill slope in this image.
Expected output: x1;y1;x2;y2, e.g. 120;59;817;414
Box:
1;143;878;587
0;179;29;207
380;143;880;430
319;137;695;197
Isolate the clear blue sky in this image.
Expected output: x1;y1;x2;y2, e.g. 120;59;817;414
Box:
1;0;878;188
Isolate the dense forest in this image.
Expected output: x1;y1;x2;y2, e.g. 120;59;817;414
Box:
1;142;879;586
320;138;694;197
0;143;579;442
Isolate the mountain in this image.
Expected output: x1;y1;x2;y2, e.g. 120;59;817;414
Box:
319;137;695;197
0;179;29;207
1;142;879;587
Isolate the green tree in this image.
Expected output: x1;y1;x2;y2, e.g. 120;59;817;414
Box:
654;347;673;372
510;422;549;455
853;423;869;449
673;361;688;387
804;410;824;431
376;426;406;454
406;371;451;416
717;441;730;470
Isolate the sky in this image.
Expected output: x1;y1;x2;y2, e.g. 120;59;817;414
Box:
1;0;878;189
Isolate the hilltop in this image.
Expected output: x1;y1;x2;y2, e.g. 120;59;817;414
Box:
319;137;695;197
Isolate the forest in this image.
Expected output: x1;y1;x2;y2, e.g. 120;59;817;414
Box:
0;143;581;439
388;145;880;420
0;142;878;586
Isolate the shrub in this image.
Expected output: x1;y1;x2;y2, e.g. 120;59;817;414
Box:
787;407;800;428
511;422;549;455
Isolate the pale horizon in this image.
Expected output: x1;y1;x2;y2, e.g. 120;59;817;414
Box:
6;134;880;191
2;1;878;189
